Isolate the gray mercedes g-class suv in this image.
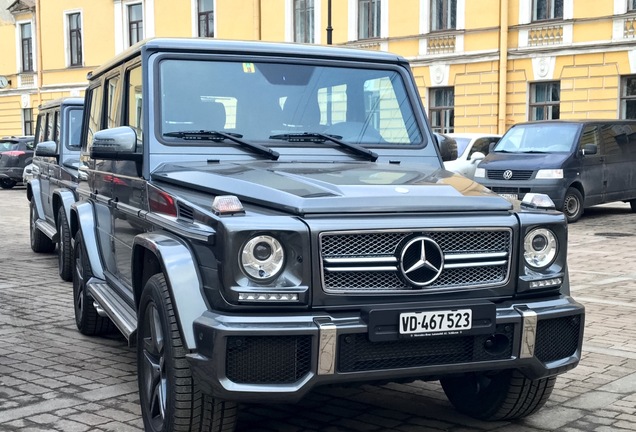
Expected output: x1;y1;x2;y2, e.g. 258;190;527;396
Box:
27;97;84;281
71;38;584;432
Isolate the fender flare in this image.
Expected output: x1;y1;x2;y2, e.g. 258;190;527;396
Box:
133;232;208;350
70;201;105;280
28;178;46;221
52;188;77;229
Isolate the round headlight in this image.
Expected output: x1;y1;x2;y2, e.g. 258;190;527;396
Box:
524;228;557;269
240;235;284;281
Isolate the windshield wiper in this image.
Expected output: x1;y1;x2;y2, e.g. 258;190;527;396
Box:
164;130;279;160
269;132;378;162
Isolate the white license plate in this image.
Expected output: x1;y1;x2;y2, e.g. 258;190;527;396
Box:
499;193;518;200
399;309;472;335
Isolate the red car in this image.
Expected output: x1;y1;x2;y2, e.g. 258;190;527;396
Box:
0;136;35;189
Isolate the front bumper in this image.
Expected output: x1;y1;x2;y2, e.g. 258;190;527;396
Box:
476;178;567;209
188;295;584;403
0;167;25;182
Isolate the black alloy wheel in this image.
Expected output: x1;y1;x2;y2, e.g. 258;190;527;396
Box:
57;207;73;281
30;199;55;253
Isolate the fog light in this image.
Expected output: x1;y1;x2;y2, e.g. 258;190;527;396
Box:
529;277;562;289
238;292;298;302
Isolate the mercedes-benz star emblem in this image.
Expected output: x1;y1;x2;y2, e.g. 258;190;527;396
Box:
399;237;444;286
503;169;513;180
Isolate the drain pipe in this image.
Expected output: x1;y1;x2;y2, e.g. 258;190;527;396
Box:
498;0;508;134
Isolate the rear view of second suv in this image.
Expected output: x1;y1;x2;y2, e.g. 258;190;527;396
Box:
26;97;84;281
0;136;34;189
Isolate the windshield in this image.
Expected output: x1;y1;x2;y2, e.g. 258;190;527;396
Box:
494;123;578;153
452;138;470;157
158;58;422;146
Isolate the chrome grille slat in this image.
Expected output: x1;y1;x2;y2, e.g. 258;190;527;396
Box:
320;229;512;293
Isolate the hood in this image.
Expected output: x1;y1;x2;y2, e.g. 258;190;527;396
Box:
151;161;513;215
479;151;571;170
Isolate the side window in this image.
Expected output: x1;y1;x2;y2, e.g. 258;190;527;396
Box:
125;65;143;145
469;138;493;157
579;125;599;154
105;75;121;129
85;85;103;152
54;110;61;146
35;113;47;144
601;123;636;156
46;111;56;145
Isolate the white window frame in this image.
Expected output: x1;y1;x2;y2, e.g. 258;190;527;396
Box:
114;0;154;53
347;0;388;44
191;0;217;38
284;0;321;43
15;19;36;74
64;10;84;68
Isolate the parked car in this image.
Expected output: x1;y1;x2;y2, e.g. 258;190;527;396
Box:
474;119;636;222
70;38;583;432
26;97;84;281
0;136;35;189
444;133;501;179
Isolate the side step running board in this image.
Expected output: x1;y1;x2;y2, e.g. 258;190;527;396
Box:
87;280;137;345
35;219;58;242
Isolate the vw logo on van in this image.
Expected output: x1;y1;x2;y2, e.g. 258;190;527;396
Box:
503;170;513;180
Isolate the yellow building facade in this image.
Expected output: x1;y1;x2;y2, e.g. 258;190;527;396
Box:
2;0;636;137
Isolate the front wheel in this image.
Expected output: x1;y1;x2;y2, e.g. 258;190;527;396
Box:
138;274;238;432
0;178;16;189
57;207;73;281
441;370;556;421
563;187;584;223
73;231;114;335
30;200;55;253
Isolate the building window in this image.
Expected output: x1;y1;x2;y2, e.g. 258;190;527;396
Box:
358;0;381;39
198;0;214;37
128;3;143;46
20;23;33;72
294;0;314;43
621;76;636;119
431;0;456;31
429;87;454;134
533;0;563;21
630;0;636;11
68;13;83;67
23;108;33;136
530;81;560;120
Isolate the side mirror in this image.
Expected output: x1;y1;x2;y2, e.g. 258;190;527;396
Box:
35;140;57;157
91;126;141;161
581;143;597;156
434;134;458;162
470;151;486;163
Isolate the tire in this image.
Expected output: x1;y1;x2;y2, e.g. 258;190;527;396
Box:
0;178;16;189
57;207;73;281
138;274;238;432
73;231;115;335
562;187;584;223
441;370;556;421
30;200;55;253
630;199;636;212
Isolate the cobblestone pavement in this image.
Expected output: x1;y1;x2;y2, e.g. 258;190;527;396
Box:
1;186;635;432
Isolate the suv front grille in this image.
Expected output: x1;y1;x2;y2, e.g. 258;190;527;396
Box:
320;229;512;293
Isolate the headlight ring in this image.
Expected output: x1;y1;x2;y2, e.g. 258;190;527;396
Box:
240;235;285;281
524;228;558;269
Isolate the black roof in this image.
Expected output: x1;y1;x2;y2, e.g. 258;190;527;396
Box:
88;37;407;81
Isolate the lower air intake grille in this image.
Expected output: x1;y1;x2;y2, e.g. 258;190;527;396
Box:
535;315;581;363
338;325;514;373
226;335;312;384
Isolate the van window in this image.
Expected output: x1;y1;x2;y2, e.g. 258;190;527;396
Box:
494;123;578;153
599;123;636;156
579;125;599;152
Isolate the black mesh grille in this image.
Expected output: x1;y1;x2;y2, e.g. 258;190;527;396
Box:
491;187;532;194
226;335;312;384
177;203;194;222
321;229;511;293
338;325;514;372
535;315;581;363
487;170;534;180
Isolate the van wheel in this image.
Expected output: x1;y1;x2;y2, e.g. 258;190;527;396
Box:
57;207;73;281
440;370;556;421
138;274;238;432
563;188;583;223
73;231;115;335
30;200;55;253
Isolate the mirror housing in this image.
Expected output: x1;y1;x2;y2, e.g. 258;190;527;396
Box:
581;143;597;156
91;126;142;161
470;151;486;163
35;140;57;157
434;133;458;162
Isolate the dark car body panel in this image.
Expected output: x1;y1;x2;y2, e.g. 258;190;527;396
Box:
0;136;34;186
